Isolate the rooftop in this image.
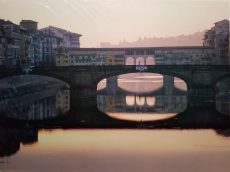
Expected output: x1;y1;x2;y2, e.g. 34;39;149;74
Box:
20;20;38;24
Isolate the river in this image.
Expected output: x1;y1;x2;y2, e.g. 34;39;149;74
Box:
1;129;230;172
0;74;230;172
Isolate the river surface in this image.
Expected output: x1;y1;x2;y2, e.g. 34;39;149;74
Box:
1;129;230;172
0;74;230;171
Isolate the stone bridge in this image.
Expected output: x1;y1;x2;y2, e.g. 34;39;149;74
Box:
1;65;230;108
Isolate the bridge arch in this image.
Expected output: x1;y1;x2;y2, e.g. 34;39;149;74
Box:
96;70;190;92
214;73;230;86
0;74;70;90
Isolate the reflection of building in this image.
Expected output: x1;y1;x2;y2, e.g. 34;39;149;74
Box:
97;95;126;112
56;88;70;114
28;96;56;120
0;129;38;157
27;87;70;120
97;95;187;113
0;86;70;120
216;95;230;116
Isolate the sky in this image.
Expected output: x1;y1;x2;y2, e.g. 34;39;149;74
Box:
0;0;229;47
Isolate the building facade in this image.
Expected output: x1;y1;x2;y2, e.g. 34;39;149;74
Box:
0;19;82;67
0;20;21;67
54;47;214;66
40;26;81;48
154;48;214;65
203;19;229;64
54;48;125;66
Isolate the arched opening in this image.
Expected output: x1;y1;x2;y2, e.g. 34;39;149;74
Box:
97;78;106;91
97;72;188;122
125;57;135;65
146;56;155;65
0;75;70;120
118;73;163;93
216;77;230;115
174;77;187;91
135;57;145;65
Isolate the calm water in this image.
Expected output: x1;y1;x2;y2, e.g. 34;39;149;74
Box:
1;129;230;172
0;74;230;171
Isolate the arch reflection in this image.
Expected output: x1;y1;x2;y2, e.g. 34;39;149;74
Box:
136;96;145;106
97;94;187;122
125;96;156;107
146;97;156;106
216;77;230;116
126;96;135;106
107;112;177;122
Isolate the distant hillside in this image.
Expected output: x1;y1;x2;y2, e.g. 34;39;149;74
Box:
100;31;205;47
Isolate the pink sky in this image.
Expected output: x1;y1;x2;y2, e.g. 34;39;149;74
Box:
0;0;229;47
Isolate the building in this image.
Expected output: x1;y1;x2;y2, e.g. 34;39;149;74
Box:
19;20;44;66
40;26;82;66
154;47;214;65
41;33;63;66
0;19;21;67
40;26;81;48
203;19;229;64
0;27;5;65
54;47;214;66
0;19;82;67
20;20;38;33
54;48;125;66
54;47;70;66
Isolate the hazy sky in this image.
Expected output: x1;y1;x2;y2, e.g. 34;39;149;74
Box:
0;0;229;47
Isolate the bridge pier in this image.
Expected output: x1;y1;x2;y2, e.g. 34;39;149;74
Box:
70;86;98;109
163;75;174;95
106;76;119;95
187;86;215;109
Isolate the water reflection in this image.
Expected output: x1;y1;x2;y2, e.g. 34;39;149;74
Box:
126;96;156;106
216;77;230;116
1;129;230;172
216;94;230;116
0;76;70;120
97;95;187;122
0;128;38;157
